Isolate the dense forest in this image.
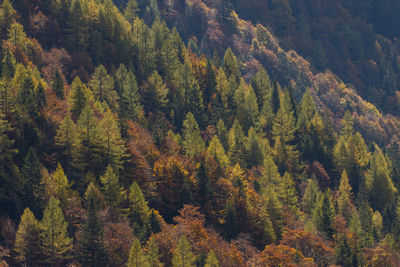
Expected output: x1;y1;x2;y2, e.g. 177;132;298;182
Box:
0;0;400;266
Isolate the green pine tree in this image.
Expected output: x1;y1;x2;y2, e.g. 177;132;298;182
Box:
172;236;195;267
204;250;219;267
182;112;204;158
127;239;146;267
40;196;73;266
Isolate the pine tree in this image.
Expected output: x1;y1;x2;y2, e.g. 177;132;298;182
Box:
313;191;335;238
228;119;246;167
78;198;108;267
118;68;142;125
335;235;353;267
276;172;298;212
1;48;15;80
298;89;317;129
55;115;76;172
0;0;16;38
365;147;397;212
222;48;240;85
146;236;161;267
100;108;126;169
223;199;238;240
21;147;42;215
142;71;168;112
302;179;320;215
0;109;18;214
260;154;280;189
338;170;353;221
129;182;149;239
68;77;89;119
89;65;118;110
245;127;265;167
8;23;28;51
40;197;73;266
35;82;47;110
52;69;64;99
182;112;204;158
41;163;73;205
271;81;280;115
234;79;259;132
67;0;89;52
14;208;42;267
272;92;299;174
204;250;219;267
251;67;271;109
172;236;195;267
100;165;125;213
125;0;138;24
127;239;146;267
73;104;104;180
216;119;228;150
207;135;230;169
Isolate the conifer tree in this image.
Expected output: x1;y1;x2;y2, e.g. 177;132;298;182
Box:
0;0;16;38
125;0;138;24
216;119;229;150
40;197;73;266
246;127;265;167
228;119;246;167
100;108;126;169
204;250;219;267
313;191;335;238
119;68;142;124
276;172;298;212
68;77;89;119
89;65;118;110
67;0;89;52
73;104;104;180
272;92;299;174
335;235;353;267
207;135;230;169
52;69;64;99
55;115;76;172
129;182;150;239
142;71;168;112
298;89;317;129
41;163;73;205
260;154;280;188
146;236;161;267
234;79;259;132
182;112;204;158
100;165;125;213
14;208;42;267
78;198;108;267
172;236;195;267
223;199;238;240
251;67;271;109
365;147;397;212
271;81;280;115
1;48;15;80
338;170;353;221
302;179;320;215
21;147;42;215
35;82;46;110
222;48;240;85
127;239;146;267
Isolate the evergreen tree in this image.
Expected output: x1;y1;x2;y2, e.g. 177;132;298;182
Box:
223;199;238;240
100;108;126;169
245;127;265;167
142;71;168;112
89;65;118;110
78;198;108;267
100;165;125;213
67;0;89;52
251;67;271;109
338;170;353;221
271;81;280;115
216;119;228;150
228;119;246;167
146;236;161;267
207;135;230;169
260;154;280;189
52;69;64;99
172;236;195;267
365;147;397;212
21;147;42;215
129;182;150;239
0;0;16;38
1;48;15;80
222;48;240;86
55;115;77;172
41;163;73;205
68;77;89;119
182;112;204;158
125;0;138;24
204;250;219;267
234;79;259;132
272;92;299;174
40;197;73;266
127;239;146;267
313;191;335;238
35;82;47;110
302;179;320;215
73;104;104;180
335;235;353;267
276;172;298;212
14;208;42;267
